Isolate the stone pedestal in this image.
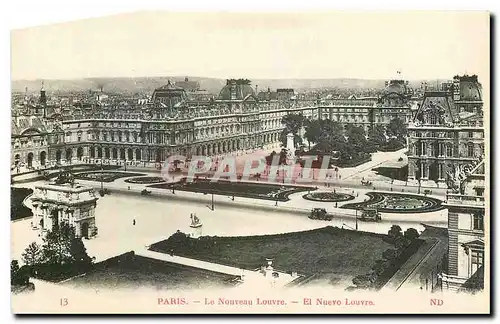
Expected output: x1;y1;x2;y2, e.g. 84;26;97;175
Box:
286;133;295;161
190;225;202;239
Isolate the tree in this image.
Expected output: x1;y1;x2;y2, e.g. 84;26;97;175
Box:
388;225;403;241
372;259;390;276
41;222;93;267
280;114;305;147
304;119;322;149
382;248;399;261
394;236;411;250
11;260;20;285
22;242;42;266
404;228;420;242
11;260;30;287
346;125;368;154
387;118;407;141
369;124;387;147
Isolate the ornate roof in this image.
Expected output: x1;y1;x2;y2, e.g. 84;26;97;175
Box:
217;79;256;100
456;75;482;101
412;91;457;125
380;80;411;97
11;115;47;136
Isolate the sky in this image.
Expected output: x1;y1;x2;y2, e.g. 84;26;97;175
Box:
11;11;490;81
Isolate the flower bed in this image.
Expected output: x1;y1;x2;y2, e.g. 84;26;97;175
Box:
74;171;144;183
341;192;443;213
303;191;355;202
124;176;166;184
149;178;316;202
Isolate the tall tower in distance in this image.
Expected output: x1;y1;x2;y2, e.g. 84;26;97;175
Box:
39;81;47;117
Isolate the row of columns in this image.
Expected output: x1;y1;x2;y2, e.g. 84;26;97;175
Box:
408;160;448;181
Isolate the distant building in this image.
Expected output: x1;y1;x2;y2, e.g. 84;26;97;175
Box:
317;79;412;134
175;77;200;92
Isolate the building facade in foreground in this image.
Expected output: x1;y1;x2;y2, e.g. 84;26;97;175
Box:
441;160;485;291
406;75;485;188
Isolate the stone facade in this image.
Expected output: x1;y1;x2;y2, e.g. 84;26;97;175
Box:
30;183;99;238
442;160;485;291
407;75;485;188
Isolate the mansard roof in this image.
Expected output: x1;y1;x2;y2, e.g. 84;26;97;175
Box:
413;91;457;125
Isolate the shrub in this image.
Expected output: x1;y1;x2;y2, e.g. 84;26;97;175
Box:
381;249;399;261
404;228;420;241
352;273;376;289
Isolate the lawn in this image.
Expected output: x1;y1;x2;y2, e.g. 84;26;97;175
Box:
62;252;239;291
149;227;394;286
149;178;315;202
11;187;33;221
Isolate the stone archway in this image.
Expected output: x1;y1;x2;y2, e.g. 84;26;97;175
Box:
39;151;46;166
112;148;118;159
127;148;133;160
56;150;62;163
65;149;72;162
105;148;110;159
81;222;89;239
27;152;34;168
135;148;141;161
90;147;96;158
77;147;84;161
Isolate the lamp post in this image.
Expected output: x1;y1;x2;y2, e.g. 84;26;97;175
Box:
355;209;358;231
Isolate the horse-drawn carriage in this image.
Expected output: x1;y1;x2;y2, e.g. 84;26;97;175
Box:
141;189;152;196
361;180;373;186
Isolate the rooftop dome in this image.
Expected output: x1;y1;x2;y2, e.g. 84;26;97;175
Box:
382;80;410;96
218;79;256;100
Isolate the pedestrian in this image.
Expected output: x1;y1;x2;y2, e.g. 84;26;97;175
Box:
133;219;136;226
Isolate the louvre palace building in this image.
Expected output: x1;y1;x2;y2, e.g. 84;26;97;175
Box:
407;75;485;188
12;77;414;169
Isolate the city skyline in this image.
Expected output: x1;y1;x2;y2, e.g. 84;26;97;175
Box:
11;11;489;81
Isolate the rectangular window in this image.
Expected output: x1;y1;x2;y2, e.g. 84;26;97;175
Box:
471;249;484;274
473;213;484;231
